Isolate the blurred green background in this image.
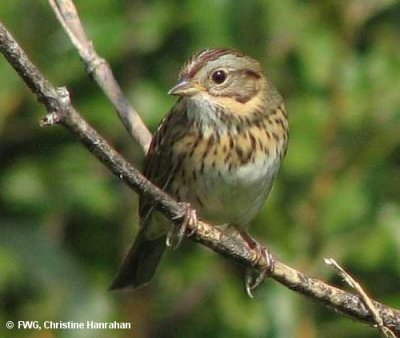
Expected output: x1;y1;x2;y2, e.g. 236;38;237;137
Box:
1;0;400;337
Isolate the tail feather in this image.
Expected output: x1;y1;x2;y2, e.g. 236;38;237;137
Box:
110;230;166;290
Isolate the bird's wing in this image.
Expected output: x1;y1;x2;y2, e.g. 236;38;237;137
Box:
139;104;188;224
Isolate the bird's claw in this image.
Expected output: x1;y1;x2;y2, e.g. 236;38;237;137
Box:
237;230;272;297
243;241;274;298
166;203;198;250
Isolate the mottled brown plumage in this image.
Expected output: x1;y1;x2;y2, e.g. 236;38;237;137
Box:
111;48;289;292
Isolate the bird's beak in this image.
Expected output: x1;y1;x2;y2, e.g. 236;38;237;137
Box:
168;79;200;96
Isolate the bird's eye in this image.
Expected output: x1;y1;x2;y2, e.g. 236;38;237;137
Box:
211;70;227;84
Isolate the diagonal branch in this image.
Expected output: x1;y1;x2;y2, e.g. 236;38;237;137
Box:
48;0;152;152
1;21;399;337
326;258;396;338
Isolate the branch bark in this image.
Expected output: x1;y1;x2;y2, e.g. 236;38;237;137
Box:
48;0;152;152
1;19;399;337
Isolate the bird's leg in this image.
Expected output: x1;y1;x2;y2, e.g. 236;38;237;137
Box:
238;230;274;298
167;202;198;250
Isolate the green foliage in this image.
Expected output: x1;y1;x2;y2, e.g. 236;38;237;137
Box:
1;1;399;337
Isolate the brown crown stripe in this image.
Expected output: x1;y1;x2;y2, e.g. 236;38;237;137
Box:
185;48;244;78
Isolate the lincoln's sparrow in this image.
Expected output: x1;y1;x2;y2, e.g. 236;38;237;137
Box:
111;48;289;295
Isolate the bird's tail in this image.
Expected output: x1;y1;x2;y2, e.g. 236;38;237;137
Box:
110;228;166;290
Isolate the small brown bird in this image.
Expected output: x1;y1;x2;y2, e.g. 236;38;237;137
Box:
111;48;288;295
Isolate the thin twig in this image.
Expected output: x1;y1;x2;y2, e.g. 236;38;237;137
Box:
48;0;152;152
1;22;400;336
325;258;397;338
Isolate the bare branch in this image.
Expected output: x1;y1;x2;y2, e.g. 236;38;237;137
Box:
48;0;152;152
1;21;400;336
325;258;396;338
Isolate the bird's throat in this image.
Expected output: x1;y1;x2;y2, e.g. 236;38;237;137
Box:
183;92;267;136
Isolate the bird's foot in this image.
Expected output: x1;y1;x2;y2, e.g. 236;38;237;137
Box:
239;231;274;298
167;203;198;250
